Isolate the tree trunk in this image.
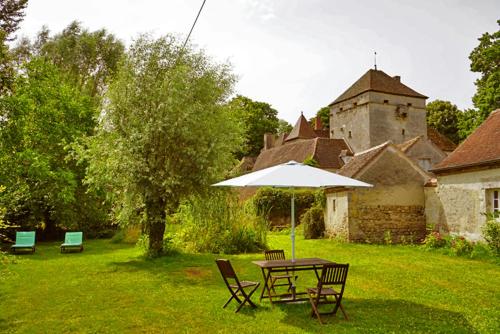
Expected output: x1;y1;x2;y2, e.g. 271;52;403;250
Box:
146;198;166;257
148;219;166;257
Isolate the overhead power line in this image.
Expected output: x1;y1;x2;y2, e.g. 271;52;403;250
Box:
180;0;207;53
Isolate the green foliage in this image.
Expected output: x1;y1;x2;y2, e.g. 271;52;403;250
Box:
277;118;292;135
0;58;109;237
252;188;316;222
315;106;330;129
423;231;447;249
426;100;461;143
176;190;267;254
0;0;28;94
469;20;500;119
457;108;485;140
302;155;318;167
482;215;500;256
79;35;244;256
450;236;474;256
0;0;28;40
13;21;125;99
301;205;325;239
228;95;279;158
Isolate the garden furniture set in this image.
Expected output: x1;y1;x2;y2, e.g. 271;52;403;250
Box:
216;249;349;324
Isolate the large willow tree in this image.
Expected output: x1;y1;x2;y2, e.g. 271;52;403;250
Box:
81;35;243;256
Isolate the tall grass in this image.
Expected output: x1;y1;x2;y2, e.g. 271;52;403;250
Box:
176;189;268;254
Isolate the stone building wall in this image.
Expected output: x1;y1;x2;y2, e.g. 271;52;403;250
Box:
330;91;427;152
326;148;428;244
348;203;426;243
368;92;427;148
425;167;500;240
404;139;447;171
325;190;350;239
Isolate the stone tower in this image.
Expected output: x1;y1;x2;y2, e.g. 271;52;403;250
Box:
329;69;428;153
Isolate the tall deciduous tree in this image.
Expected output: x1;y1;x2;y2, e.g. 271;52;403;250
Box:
468;20;500;123
79;35;243;256
0;0;28;94
13;21;125;98
228;95;279;158
426;100;461;144
0;58;106;236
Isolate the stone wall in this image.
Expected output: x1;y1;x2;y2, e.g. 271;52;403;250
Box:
425;167;500;240
325;190;350;240
330;91;427;152
348;204;426;243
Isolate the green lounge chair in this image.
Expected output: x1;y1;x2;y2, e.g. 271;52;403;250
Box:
60;232;83;253
11;231;36;254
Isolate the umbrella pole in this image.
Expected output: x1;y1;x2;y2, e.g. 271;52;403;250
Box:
291;190;296;300
291;190;295;261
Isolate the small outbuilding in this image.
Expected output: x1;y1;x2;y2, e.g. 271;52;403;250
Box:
426;109;500;240
325;141;430;243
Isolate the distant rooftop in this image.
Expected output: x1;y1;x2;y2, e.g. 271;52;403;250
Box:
432;109;500;172
330;69;428;105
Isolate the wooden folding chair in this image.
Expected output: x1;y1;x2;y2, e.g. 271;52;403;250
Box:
215;259;260;313
307;263;349;324
264;250;297;295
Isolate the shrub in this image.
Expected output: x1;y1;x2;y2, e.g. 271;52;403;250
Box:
470;242;492;260
253;188;316;220
302;205;325;239
423;231;447;249
450;236;474;256
482;216;500;256
177;189;267;254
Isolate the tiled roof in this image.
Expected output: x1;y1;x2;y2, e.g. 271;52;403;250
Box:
330;69;427;105
314;129;330;138
397;136;423;153
285;114;316;141
427;127;457;152
338;141;390;178
432;109;500;172
253;138;351;171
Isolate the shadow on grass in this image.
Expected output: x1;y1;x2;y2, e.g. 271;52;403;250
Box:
275;298;478;333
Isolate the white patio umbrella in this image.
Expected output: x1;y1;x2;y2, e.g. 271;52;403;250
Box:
213;160;372;260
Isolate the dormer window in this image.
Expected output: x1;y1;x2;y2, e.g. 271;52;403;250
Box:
348;131;352;138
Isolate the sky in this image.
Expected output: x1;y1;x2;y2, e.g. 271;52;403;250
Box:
16;0;500;124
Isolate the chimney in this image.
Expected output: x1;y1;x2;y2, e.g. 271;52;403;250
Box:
315;116;323;130
393;75;401;82
263;133;275;150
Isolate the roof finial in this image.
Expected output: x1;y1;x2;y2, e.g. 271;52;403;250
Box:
374;51;377;70
301;111;303;116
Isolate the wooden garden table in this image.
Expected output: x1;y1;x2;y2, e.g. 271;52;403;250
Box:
252;258;333;304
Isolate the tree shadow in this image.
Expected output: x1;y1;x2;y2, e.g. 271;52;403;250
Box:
275;298;479;333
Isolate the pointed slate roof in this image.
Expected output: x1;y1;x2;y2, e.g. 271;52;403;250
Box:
285;113;317;142
330;69;428;105
432;109;500;173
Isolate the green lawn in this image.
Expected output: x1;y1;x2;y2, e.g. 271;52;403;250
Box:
1;235;499;334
